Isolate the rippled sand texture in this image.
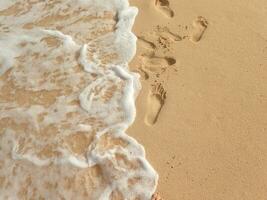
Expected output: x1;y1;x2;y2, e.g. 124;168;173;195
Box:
0;1;157;199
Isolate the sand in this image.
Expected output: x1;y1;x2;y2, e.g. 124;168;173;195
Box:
129;0;267;199
1;0;267;199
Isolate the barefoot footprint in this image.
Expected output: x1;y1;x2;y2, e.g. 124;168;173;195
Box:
190;16;208;43
156;26;182;42
145;83;166;126
141;54;176;74
138;36;156;50
155;0;174;18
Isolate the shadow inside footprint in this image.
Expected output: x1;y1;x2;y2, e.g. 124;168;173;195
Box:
155;0;174;18
165;57;176;65
145;84;166;126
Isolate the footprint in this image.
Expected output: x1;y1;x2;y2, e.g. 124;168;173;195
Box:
138;36;156;50
138;64;150;80
155;0;174;18
156;26;182;42
141;54;176;74
145;83;166;126
190;16;208;43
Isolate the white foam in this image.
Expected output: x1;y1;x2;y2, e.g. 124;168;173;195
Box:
0;0;158;199
79;44;101;73
0;0;15;10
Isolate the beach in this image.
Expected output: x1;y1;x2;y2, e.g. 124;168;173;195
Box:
0;0;267;199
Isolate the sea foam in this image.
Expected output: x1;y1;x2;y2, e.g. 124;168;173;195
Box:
0;0;158;199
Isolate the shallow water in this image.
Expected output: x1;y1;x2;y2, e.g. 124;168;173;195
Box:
0;0;158;199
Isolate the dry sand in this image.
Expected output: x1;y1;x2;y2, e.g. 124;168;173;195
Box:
129;0;267;199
